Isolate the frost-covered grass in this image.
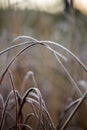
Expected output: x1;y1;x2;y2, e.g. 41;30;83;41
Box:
0;36;87;130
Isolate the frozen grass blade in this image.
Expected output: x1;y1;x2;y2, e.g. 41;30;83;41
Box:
25;89;56;130
24;102;45;130
65;98;82;112
0;43;38;85
8;70;18;129
40;40;87;72
0;36;86;72
60;91;87;130
0;90;16;130
29;91;56;130
24;113;35;125
0;35;39;56
45;44;67;61
21;71;38;95
0;90;21;130
0;41;67;62
0;41;32;55
0;35;38;55
11;35;39;43
17;88;34;119
26;98;56;130
54;53;82;96
57;98;81;129
18;87;45;129
0;94;4;108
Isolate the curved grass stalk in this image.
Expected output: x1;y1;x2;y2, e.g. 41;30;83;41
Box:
0;43;37;85
0;107;15;122
17;88;34;118
24;110;46;130
8;70;18;129
60;91;87;130
18;87;43;118
18;86;56;130
0;40;67;61
0;90;17;130
11;35;38;43
30;102;43;130
0;39;84;112
0;41;32;55
54;53;82;96
0;35;39;55
65;98;81;112
44;44;67;61
0;36;86;72
21;71;38;95
18;89;45;130
24;113;35;124
0;41;66;87
0;94;4;108
26;97;56;130
40;40;87;72
57;98;81;129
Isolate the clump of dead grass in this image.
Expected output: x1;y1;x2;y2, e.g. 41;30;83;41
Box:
0;36;87;130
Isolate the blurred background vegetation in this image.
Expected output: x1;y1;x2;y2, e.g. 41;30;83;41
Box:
0;0;87;129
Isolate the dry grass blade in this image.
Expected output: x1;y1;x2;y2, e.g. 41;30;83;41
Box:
21;71;38;95
11;35;39;43
45;44;67;61
60;91;87;130
28;89;44;130
0;90;16;130
0;36;86;72
0;43;38;85
40;40;87;72
0;35;38;55
0;40;67;62
57;98;81;129
0;94;4;108
17;88;34;119
31;89;56;130
8;70;18;129
0;37;70;90
26;98;56;130
24;106;45;130
17;87;46;129
54;53;82;96
32;88;42;130
65;98;82;112
25;89;56;130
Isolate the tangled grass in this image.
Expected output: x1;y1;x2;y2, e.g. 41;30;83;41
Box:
0;36;87;130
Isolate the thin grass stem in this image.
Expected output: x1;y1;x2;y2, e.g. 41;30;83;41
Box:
60;91;87;130
54;53;82;96
8;70;18;129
